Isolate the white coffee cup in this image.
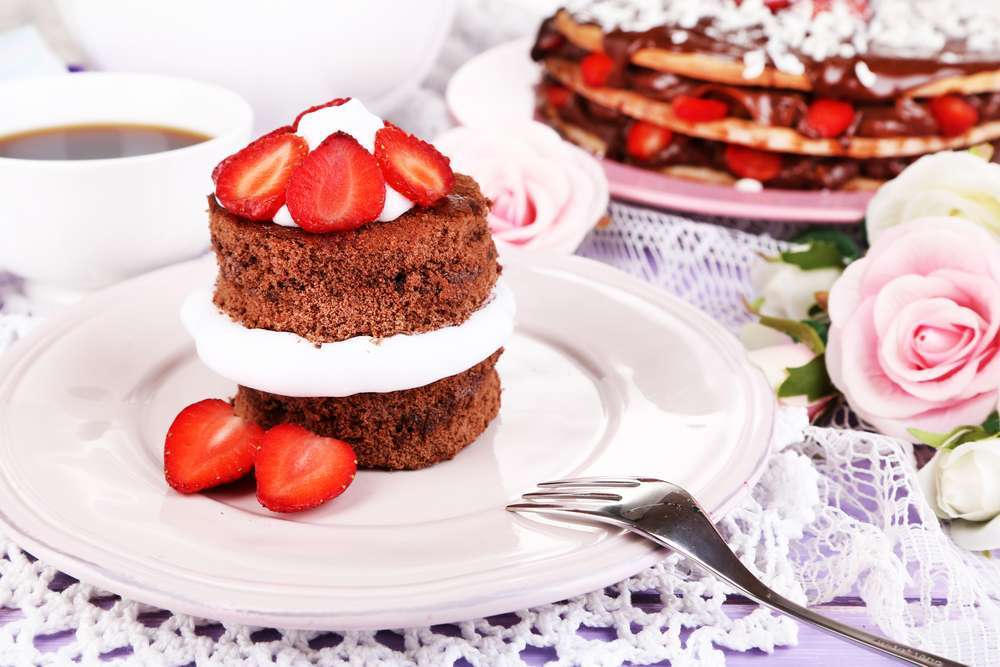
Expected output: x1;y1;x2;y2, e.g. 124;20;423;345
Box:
0;73;252;301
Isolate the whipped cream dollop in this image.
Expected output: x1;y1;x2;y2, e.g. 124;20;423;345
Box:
181;282;515;397
271;98;414;227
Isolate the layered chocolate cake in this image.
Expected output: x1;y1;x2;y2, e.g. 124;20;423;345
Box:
182;98;514;472
531;0;1000;190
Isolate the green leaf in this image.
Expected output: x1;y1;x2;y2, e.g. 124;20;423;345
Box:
908;424;990;450
746;299;826;354
777;355;835;401
757;314;826;354
983;411;1000;435
803;319;829;346
790;229;862;263
780;240;844;270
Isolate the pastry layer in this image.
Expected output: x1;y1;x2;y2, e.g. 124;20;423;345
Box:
539;83;1000;190
181;282;515;397
233;350;503;470
544;8;1000;100
542;58;1000;158
209;173;499;343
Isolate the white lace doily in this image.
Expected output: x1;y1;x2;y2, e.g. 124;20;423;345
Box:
3;1;999;664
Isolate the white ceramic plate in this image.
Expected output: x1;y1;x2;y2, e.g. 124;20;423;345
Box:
447;38;873;223
0;253;774;630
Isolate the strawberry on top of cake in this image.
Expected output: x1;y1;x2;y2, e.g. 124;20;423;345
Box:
167;98;514;514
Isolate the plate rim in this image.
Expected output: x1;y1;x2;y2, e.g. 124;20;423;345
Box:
446;37;872;224
0;253;775;630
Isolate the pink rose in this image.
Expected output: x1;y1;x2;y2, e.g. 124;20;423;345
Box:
434;122;608;253
827;217;1000;440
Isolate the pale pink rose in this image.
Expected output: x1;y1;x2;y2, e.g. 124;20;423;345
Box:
827;217;1000;440
434;122;608;253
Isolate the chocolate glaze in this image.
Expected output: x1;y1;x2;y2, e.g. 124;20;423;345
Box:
533;13;1000;101
543;57;1000;138
539;83;1000;190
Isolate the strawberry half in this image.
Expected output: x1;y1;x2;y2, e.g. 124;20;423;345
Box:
805;99;856;138
285;132;387;232
581;52;615;87
164;399;263;494
724;144;782;182
292;97;351;131
672;96;728;123
255;424;357;513
544;84;573;109
626;121;673;160
374;123;454;206
930;95;979;137
213;130;308;220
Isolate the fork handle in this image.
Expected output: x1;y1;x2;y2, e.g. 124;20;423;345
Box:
634;526;964;667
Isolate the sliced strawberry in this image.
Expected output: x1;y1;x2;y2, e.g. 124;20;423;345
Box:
164;399;263;494
255;424;357;513
211;125;294;185
374;123;454;206
626;121;673;160
580;52;615;87
930;95;979;137
544;84;572;109
805;99;856;138
724;144;782;182
672;95;728;123
764;0;791;10
285;132;386;232
292;97;351;130
213;131;308;220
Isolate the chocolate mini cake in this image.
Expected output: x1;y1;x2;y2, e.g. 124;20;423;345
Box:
183;98;514;472
531;0;1000;190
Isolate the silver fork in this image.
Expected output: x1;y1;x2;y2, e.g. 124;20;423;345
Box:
507;477;964;667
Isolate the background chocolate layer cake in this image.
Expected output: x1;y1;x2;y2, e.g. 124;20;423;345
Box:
531;0;1000;190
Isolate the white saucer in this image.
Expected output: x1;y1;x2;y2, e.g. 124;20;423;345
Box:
0;253;774;630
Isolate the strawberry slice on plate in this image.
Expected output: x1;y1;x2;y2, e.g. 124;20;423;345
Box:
292;97;351;130
286;132;387;232
255;424;358;513
374;123;454;206
930;95;979;137
164;399;263;494
805;99;856;138
672;96;728;123
580;52;615;87
626;121;673;160
213;130;308;221
724;144;782;182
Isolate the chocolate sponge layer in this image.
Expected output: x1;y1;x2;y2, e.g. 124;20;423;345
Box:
233;350;502;470
209;173;499;343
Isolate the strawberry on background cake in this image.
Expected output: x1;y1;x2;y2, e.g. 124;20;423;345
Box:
166;97;515;513
531;0;1000;190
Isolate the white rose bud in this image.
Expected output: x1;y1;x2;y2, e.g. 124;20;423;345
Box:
750;258;841;321
866;151;1000;245
918;439;1000;522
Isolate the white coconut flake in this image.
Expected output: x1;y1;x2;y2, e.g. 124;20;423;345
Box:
854;60;877;88
564;0;1000;76
735;178;764;193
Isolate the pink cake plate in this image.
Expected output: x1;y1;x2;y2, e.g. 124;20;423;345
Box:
446;37;873;224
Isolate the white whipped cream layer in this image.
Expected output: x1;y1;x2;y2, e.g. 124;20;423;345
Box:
181;281;515;397
271;98;413;227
